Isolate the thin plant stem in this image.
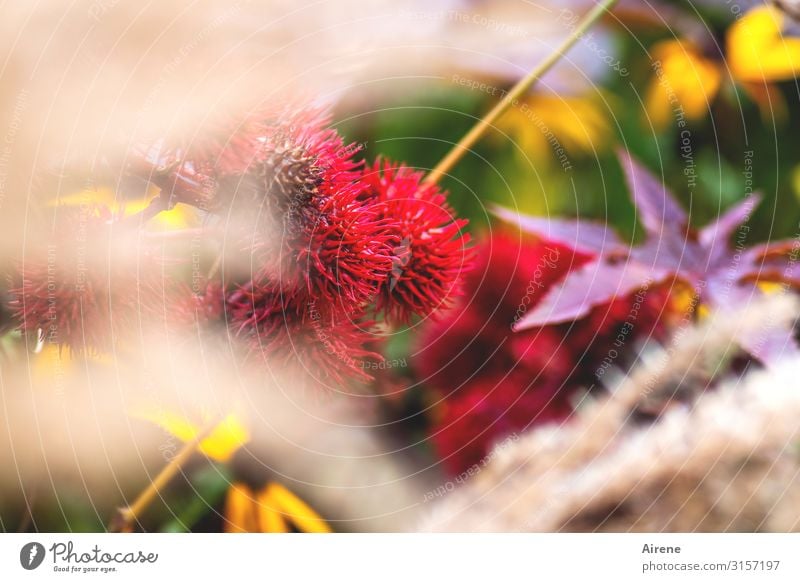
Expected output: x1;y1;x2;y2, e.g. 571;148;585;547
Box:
424;0;620;186
206;252;223;280
109;423;216;532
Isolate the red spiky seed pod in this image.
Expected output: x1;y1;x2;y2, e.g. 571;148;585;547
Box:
226;283;382;385
228;110;398;311
135;105;401;313
282;182;398;310
135;105;365;216
361;159;473;323
170;281;226;328
213;107;350;219
10;207;161;352
130;108;276;210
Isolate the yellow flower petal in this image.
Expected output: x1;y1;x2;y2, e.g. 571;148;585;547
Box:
224;483;258;533
728;6;800;82
669;284;697;315
201;413;250;462
224;482;328;533
758;281;787;294
48;188;149;217
48;186;197;230
32;344;70;385
255;487;290;533
645;40;722;128
267;482;332;533
132;408;250;463
498;94;610;163
667;282;715;321
31;345;114;385
146;203;200;231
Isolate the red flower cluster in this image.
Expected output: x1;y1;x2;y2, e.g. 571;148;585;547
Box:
225;284;382;385
362;161;472;323
11;105;472;379
417;232;673;474
132;104;473;384
11;207;164;352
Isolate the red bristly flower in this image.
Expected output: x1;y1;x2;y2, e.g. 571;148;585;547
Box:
430;374;573;475
276;179;398;311
361;159;473;323
10;207;162;352
235;110;401;311
202;106;397;312
226;283;381;384
131;105;476;385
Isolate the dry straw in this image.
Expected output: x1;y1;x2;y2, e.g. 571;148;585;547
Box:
422;295;800;532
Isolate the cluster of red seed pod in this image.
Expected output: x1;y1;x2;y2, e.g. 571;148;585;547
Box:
10;104;473;386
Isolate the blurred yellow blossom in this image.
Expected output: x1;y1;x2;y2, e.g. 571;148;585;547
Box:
645;40;722;128
647;6;800;128
132;407;250;463
224;481;332;533
31;343;113;385
49;187;199;230
727;6;800;82
498;94;611;165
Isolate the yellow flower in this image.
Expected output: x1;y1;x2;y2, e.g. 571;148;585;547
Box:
147;203;198;230
668;282;712;321
132;407;250;463
727;6;800;82
49;187;198;230
757;281;788;295
670;280;786;324
137;405;330;532
224;481;332;533
497;94;610;164
31;344;113;385
646;6;800;128
645;40;722;129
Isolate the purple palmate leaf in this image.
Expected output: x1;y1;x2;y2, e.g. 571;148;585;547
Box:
745;239;799;263
490;204;627;256
618;149;689;236
745;260;800;287
496;150;800;367
737;322;800;364
514;260;670;330
699;193;762;264
709;282;800;365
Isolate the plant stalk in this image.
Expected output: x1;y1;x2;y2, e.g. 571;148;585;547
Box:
424;0;619;186
109;423;216;532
